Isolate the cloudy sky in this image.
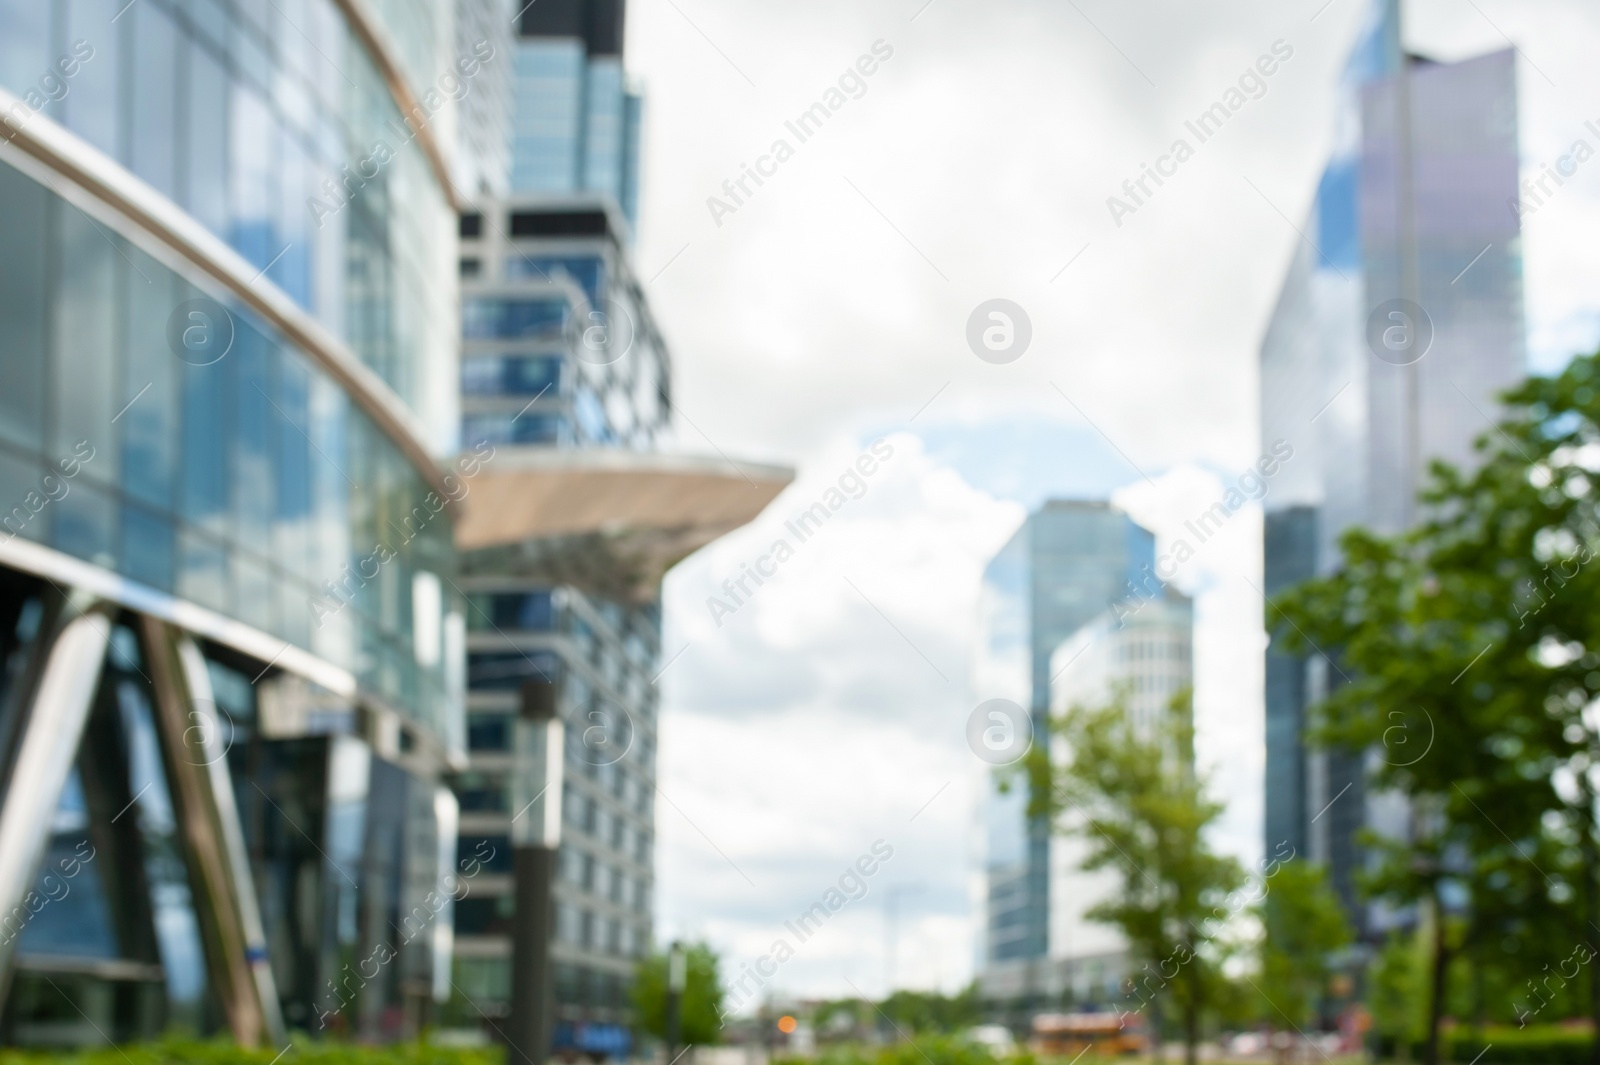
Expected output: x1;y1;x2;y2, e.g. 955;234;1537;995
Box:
616;0;1600;1006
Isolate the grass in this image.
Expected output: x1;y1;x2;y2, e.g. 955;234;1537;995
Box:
0;1038;504;1065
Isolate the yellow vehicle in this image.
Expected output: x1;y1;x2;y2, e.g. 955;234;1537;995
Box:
1032;1011;1149;1057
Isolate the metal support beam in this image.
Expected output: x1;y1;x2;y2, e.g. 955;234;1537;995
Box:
0;602;114;1002
141;617;287;1046
508;680;564;1065
509;844;557;1065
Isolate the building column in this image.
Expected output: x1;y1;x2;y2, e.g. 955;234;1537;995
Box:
140;616;287;1046
509;680;564;1065
0;601;115;1003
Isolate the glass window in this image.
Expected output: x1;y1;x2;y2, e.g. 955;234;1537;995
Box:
511;40;584;193
454;956;510;1002
466;714;512;752
504;255;605;307
461;411;565;447
467;650;560;691
463;297;568;340
466;590;554;632
461;354;563;397
120;502;175;592
52;204;117;483
131;3;179;199
458;834;511;875
454;894;514;936
53;479;114;567
455;773;506;813
233;325;275;555
0;161;47;453
229;84;276;271
0;0;50;100
63;0;121;157
185;42;230;236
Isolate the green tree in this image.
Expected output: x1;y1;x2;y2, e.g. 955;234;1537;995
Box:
631;942;725;1046
1273;349;1600;1063
1369;929;1427;1059
1257;861;1352;1052
1032;690;1244;1065
878;984;982;1035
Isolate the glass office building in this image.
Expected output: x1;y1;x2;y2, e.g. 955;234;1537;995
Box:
1259;0;1524;930
0;0;472;1044
439;3;788;1055
974;502;1156;1016
1042;593;1193;1007
446;197;669;1054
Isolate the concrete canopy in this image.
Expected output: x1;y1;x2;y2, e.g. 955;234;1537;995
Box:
454;448;793;601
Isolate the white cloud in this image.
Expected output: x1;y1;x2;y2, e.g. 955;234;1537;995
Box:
656;434;1020;1003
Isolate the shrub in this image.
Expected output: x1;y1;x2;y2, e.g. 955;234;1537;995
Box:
1443;1025;1593;1065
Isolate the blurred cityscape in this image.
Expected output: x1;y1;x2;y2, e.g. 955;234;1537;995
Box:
0;0;1587;1064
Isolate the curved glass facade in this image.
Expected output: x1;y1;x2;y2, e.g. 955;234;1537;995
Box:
0;0;473;1045
0;0;459;448
0;158;458;741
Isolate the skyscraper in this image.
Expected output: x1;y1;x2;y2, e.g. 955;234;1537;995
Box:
1259;0;1524;927
510;0;642;227
442;2;790;1055
975;501;1155;1015
0;0;475;1043
1043;593;1193;1007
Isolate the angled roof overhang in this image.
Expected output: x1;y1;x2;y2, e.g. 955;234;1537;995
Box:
454;448;793;600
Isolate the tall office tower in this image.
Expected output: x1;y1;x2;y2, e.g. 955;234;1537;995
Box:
1044;594;1194;1005
975;501;1156;1018
441;4;788;1052
0;0;478;1045
1259;0;1524;929
511;0;642;228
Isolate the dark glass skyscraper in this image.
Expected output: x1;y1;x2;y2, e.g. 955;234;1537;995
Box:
1259;0;1524;930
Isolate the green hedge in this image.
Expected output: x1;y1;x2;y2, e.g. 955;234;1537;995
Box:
0;1038;503;1065
775;1037;1035;1065
1443;1027;1594;1065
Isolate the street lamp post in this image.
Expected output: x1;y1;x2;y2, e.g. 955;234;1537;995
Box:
509;681;564;1065
665;940;686;1065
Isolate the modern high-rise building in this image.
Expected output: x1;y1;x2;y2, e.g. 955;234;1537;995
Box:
1259;0;1524;929
1043;593;1193;1006
439;1;790;1055
0;0;482;1044
975;501;1156;1016
509;0;641;226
